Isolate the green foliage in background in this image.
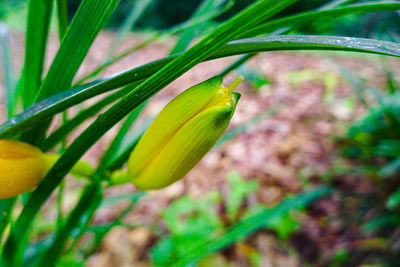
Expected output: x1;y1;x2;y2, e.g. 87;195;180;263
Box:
151;172;329;266
333;62;400;265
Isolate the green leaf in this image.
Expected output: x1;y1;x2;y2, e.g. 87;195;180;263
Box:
22;0;53;108
169;0;228;55
76;0;232;84
2;35;400;139
225;171;258;221
173;187;332;266
19;0;121;145
386;188;400;210
40;85;136;152
97;100;148;172
319;0;356;10
0;197;16;245
362;213;400;232
379;157;400;177
237;65;270;90
0;24;17;118
98;192;145;209
152;193;223;266
35;0;120;102
376;139;400;157
35;184;102;267
107;0;154;57
105;116;153;171
56;0;69;40
151;237;177;266
241;2;400;38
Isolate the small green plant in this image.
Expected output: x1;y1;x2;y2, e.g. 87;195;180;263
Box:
333;63;400;265
151;171;329;266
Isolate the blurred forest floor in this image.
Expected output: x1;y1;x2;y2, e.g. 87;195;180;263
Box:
2;31;399;266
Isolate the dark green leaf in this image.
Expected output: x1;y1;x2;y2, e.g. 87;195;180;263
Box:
2;35;400;138
169;0;227;55
35;184;102;267
22;0;53;108
35;0;120;102
56;0;69;40
41;85;135;152
241;2;400;38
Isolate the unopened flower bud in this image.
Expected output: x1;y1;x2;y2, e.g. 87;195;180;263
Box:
128;76;242;190
0;139;94;199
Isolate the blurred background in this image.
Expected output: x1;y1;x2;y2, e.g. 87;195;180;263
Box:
1;0;400;266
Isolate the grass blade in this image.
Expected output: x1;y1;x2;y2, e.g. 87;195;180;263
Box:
35;184;102;267
320;0;357;10
76;2;231;84
40;85;136;152
107;0;154;57
0;197;16;249
220;53;257;77
22;0;53;108
80;192;145;256
2;35;400;138
106;116;153;171
0;24;16;118
97;100;148;172
35;0;120;102
56;0;69;40
169;0;227;55
241;2;400;38
21;0;121;145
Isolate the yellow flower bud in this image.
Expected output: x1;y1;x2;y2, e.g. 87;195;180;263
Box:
0;140;47;199
128;76;242;190
0;139;94;199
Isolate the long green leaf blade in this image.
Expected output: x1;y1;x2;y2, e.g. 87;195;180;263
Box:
35;184;102;267
0;25;16;118
1;35;400;138
107;0;153;57
97;100;148;172
22;0;53;108
169;0;227;55
35;0;120;102
241;2;400;38
40;85;135;152
56;0;69;40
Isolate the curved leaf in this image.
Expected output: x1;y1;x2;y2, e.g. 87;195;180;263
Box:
1;35;399;138
241;2;400;38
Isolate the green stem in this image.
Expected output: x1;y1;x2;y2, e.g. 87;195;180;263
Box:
35;184;102;267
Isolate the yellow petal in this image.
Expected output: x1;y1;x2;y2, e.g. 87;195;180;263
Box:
129;76;223;176
0;140;47;199
0;140;95;199
130;93;240;190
